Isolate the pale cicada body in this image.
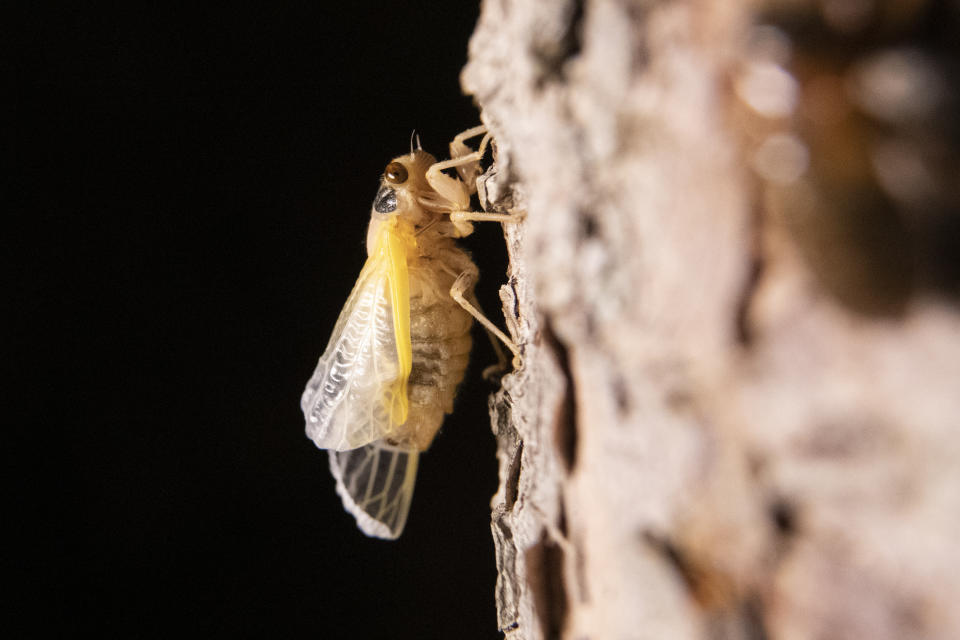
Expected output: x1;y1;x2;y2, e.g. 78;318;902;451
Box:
301;128;520;539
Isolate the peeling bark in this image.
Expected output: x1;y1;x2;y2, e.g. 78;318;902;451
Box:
463;1;960;639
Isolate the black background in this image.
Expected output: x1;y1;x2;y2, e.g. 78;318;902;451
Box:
11;4;507;637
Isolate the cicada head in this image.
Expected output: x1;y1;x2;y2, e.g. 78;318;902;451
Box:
370;150;436;222
366;149;441;255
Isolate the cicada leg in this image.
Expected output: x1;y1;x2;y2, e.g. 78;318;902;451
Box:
449;209;526;225
426;126;528;236
449;266;523;375
433;126;525;374
447;125;489;188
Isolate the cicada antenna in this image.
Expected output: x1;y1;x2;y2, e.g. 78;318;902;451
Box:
409;130;422;158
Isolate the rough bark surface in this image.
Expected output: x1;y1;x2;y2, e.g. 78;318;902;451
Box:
462;1;960;639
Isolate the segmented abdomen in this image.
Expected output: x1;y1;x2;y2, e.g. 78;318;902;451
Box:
392;260;473;450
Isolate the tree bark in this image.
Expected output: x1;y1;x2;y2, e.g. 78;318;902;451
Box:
462;1;960;638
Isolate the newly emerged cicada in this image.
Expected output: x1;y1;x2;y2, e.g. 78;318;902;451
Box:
301;127;519;539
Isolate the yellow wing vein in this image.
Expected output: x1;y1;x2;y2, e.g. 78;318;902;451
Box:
375;219;414;426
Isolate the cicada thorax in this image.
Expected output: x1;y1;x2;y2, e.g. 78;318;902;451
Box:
388;240;474;452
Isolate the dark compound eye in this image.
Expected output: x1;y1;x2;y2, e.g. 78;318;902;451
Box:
384;161;408;184
373;186;397;213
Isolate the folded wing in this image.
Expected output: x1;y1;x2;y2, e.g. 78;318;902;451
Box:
301;255;403;451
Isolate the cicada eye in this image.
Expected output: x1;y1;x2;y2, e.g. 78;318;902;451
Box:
384;162;408;184
373;186;397;213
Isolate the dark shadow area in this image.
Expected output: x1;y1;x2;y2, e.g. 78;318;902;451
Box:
10;3;505;637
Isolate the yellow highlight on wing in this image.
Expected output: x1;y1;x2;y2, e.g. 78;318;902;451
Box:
372;218;415;426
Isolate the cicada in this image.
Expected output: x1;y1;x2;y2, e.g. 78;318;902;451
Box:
301;127;519;539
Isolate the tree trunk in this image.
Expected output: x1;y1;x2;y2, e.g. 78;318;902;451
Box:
462;1;960;638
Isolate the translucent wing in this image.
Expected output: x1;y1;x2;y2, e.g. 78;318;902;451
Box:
303;219;418;537
300;254;402;451
329;441;419;539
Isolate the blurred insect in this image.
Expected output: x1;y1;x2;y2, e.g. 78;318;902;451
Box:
301;126;521;538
